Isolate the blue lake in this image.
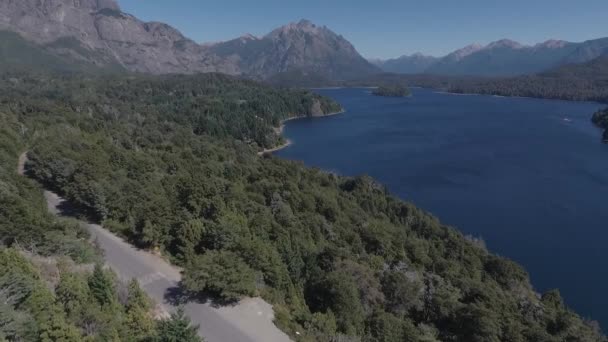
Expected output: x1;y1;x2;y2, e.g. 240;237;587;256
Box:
275;87;608;327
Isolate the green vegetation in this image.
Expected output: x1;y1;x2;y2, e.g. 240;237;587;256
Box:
0;70;604;341
0;31;111;74
157;308;201;342
0;249;202;341
372;85;411;97
447;75;608;102
346;55;608;102
592;108;608;142
0;75;203;341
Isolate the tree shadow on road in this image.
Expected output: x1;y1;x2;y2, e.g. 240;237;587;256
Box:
164;282;237;308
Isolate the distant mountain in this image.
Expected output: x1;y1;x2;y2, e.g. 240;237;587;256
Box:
371;53;438;74
561;38;608;64
540;54;608;80
443;44;485;62
0;1;377;80
208;20;381;80
426;39;579;76
376;38;608;76
0;0;236;74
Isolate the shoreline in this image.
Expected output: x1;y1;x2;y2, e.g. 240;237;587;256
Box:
258;109;345;156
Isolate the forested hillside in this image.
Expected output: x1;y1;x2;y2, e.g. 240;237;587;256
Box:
435;56;608;102
351;54;608;103
0;110;201;341
0;71;604;341
592;108;608;141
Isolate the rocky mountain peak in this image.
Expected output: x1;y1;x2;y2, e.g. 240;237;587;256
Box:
235;33;259;44
208;18;379;79
95;0;120;10
485;39;525;50
267;19;326;38
0;4;378;79
449;43;483;60
294;19;318;31
535;39;569;49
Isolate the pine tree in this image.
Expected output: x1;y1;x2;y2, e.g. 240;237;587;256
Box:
88;264;115;306
125;279;156;340
157;307;202;342
127;279;152;312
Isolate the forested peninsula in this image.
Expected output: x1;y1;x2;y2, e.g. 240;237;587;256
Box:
592;108;608;142
0;71;605;342
372;85;411;97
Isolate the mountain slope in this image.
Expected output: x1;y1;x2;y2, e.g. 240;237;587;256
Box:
0;2;377;80
426;39;581;76
371;53;438;74
0;0;236;74
0;30;104;72
431;55;608;103
207;20;381;80
540;55;608;80
376;37;608;76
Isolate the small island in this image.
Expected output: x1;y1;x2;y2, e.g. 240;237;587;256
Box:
372;85;411;97
592;108;608;142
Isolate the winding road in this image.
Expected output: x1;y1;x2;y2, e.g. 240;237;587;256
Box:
18;152;292;342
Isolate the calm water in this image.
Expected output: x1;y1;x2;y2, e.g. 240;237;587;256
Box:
276;87;608;326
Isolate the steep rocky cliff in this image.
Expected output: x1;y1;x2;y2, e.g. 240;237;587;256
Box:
208;20;381;80
0;2;378;79
0;0;234;74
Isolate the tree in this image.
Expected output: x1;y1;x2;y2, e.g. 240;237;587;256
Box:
125;279;156;340
156;307;202;342
306;271;365;336
39;315;81;342
182;250;257;303
55;273;89;317
125;307;156;341
381;270;423;315
88;264;116;306
127;279;152;312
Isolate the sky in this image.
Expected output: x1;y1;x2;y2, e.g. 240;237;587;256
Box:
118;0;608;59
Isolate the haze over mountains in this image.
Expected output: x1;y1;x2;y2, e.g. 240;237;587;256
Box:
1;0;608;80
375;38;608;76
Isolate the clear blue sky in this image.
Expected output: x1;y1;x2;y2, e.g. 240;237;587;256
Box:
118;0;608;59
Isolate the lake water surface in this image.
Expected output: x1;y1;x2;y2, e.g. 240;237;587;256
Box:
275;87;608;327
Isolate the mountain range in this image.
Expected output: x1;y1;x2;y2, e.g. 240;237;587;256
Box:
1;0;608;80
0;0;379;79
375;38;608;76
370;53;439;74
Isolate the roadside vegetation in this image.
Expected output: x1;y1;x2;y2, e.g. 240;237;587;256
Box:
0;83;202;342
0;70;604;341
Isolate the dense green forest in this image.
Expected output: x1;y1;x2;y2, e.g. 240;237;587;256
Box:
1;70;603;342
372;85;411;97
592;108;608;142
0;110;201;341
447;76;608;102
